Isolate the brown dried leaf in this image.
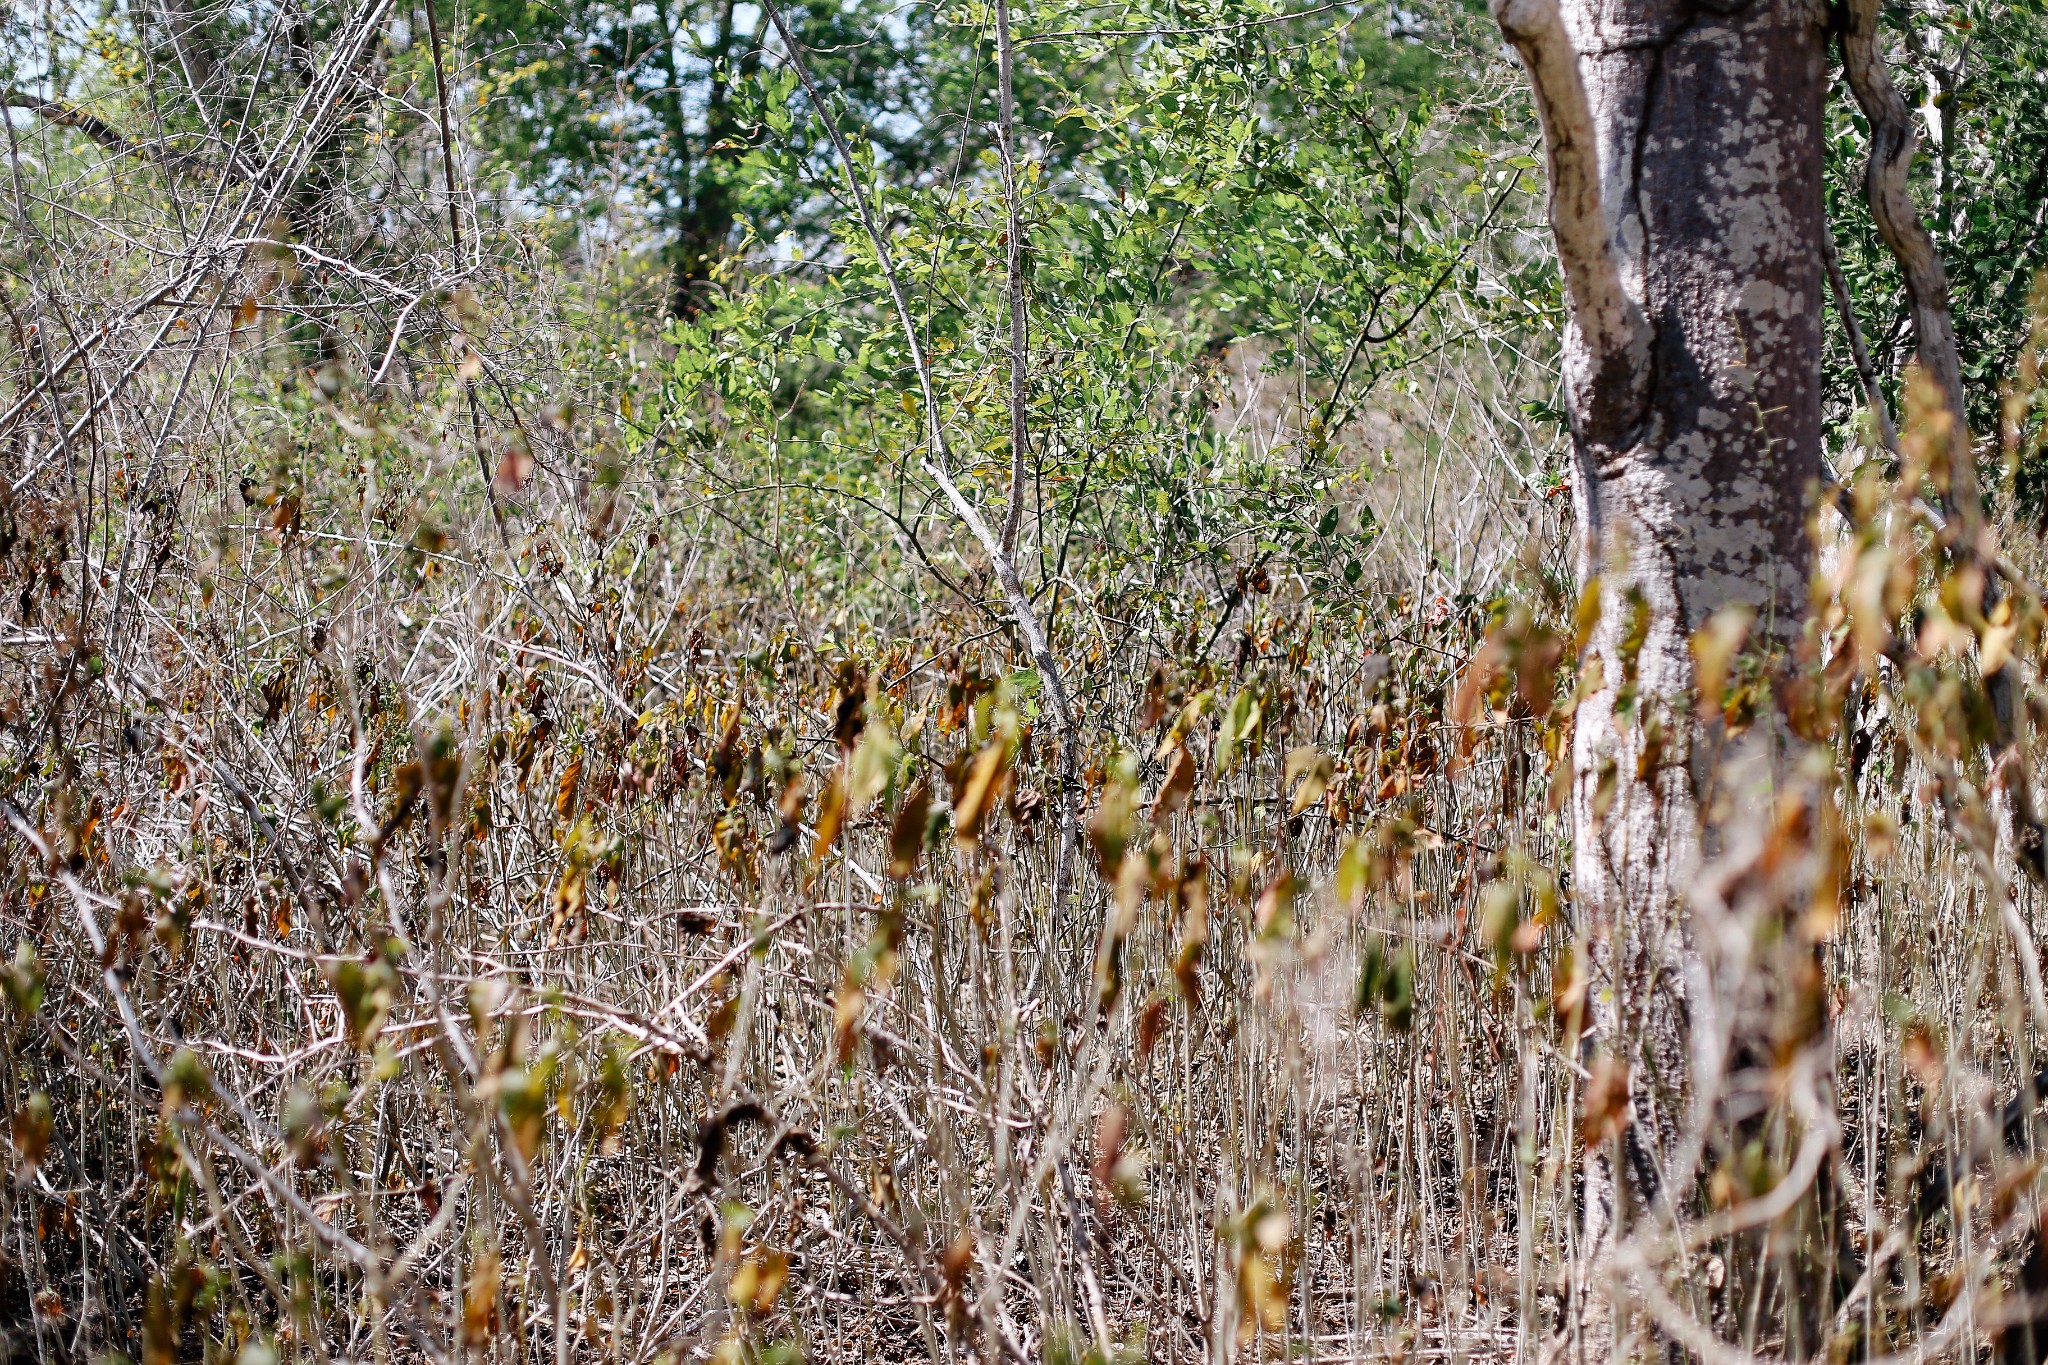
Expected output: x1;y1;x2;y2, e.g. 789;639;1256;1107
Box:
889;779;932;879
810;766;847;867
1582;1055;1633;1145
952;739;1009;848
1152;747;1196;819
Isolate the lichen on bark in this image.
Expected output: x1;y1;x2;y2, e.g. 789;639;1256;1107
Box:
1495;0;1831;1344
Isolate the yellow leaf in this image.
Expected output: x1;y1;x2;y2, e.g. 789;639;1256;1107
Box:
751;1252;788;1313
1983;621;2017;675
810;766;847;867
832;979;864;1064
1689;604;1754;717
463;1250;502;1346
847;713;899;816
951;739;1009;847
1283;746;1332;816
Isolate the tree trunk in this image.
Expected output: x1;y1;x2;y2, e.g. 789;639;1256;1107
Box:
1493;0;1829;1345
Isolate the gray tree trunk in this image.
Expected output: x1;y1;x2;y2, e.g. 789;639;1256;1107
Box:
1493;0;1830;1345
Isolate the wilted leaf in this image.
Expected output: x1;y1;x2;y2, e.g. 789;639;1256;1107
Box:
1336;836;1371;911
1139;662;1172;730
847;711;900;816
770;774;806;854
1902;1020;1944;1085
1214;687;1263;774
1983;618;2018;675
1137;994;1170;1058
593;1046;632;1154
951;739;1010;848
1480;880;1519;959
811;766;847;866
1090;1104;1144;1208
889;780;932;879
331;950;401;1049
1088;761;1140;878
499;1050;558;1161
493;432;535;496
554;757;583;819
832;979;865;1065
281;1085;327;1167
1174;860;1209;1007
143;1275;179;1365
1254;867;1297;939
1283;746;1332;816
162;1046;213;1121
1690;604;1754;718
1155;690;1216;760
464;1249;502;1346
833;667;868;751
730;1250;790;1314
10;1091;53;1168
1;942;44;1017
1450;638;1503;728
1356;936;1414;1030
1582;1054;1633;1144
381;761;424;843
1152;747;1196;819
1235;1198;1291;1340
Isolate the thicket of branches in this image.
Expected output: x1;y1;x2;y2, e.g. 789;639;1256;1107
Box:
3;0;2048;1361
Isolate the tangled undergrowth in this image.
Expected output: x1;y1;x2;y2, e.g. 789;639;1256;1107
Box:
9;323;2048;1365
6;0;2048;1356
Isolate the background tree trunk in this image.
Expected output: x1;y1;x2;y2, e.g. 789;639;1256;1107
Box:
1495;0;1830;1344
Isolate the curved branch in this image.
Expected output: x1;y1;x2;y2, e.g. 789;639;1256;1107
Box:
1838;0;1980;538
1822;226;1901;453
1490;0;1652;451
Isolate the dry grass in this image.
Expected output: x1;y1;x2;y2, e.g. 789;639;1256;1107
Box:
6;1;2048;1361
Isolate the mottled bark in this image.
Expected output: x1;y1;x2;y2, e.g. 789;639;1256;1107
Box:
1496;0;1829;1342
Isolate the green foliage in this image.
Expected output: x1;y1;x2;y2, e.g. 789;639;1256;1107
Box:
469;0;961;309
1824;0;2048;502
1;942;43;1017
649;0;1545;638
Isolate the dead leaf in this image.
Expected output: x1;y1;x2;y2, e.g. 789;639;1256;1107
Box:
889;780;932;879
1152;747;1196;819
493;434;535;496
810;766;847;867
952;739;1009;847
1582;1054;1633;1144
1283;746;1332;816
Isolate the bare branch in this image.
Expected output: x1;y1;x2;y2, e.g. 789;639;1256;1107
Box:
1490;0;1651;452
1839;0;1981;536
